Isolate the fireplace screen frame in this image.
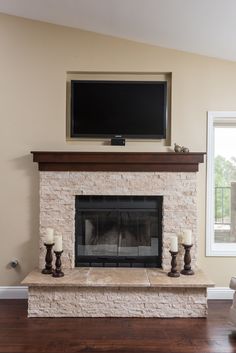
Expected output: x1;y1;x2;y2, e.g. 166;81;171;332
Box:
75;195;163;267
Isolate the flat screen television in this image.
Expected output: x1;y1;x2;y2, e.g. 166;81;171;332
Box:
70;80;167;139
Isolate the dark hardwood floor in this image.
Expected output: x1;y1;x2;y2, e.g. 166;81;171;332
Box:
0;300;235;353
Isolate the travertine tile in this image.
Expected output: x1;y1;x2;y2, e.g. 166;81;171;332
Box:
22;268;214;288
146;268;214;288
86;268;150;287
22;268;91;287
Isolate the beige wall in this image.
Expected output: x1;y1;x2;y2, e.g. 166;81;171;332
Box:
1;13;236;287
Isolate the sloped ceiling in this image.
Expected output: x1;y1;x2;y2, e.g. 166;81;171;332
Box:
0;0;236;61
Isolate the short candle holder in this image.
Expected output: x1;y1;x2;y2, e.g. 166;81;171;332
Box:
168;250;180;277
181;244;194;275
42;243;54;275
52;251;64;278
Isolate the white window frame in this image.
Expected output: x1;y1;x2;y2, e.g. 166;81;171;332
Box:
206;111;236;256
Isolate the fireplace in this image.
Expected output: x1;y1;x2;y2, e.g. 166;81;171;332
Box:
35;152;205;271
75;196;163;267
24;151;212;319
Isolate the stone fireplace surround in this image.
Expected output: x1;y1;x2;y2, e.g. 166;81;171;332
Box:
39;170;196;270
22;152;214;317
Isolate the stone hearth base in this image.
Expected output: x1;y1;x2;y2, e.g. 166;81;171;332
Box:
28;286;207;318
23;268;214;318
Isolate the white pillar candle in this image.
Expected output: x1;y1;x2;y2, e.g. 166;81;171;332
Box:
44;228;54;244
54;235;63;252
182;229;192;245
170;236;178;252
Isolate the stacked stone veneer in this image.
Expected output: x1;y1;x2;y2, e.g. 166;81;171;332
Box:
39;171;197;270
28;286;206;318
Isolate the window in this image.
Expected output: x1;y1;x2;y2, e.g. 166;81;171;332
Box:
206;112;236;256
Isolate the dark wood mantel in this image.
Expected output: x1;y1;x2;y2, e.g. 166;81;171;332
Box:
31;151;205;172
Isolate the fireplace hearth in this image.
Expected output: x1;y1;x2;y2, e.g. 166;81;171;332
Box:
75;196;163;267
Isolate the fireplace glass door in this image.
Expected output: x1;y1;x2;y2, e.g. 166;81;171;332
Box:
75;196;162;267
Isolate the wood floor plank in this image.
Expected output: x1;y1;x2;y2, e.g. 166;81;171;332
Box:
0;300;235;353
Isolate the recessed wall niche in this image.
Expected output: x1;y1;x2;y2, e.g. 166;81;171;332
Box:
66;71;172;146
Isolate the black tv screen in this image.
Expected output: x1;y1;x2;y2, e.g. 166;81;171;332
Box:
70;80;167;139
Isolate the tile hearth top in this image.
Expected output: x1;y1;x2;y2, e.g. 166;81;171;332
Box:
22;268;214;288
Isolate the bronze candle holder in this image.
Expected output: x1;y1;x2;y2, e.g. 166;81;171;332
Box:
181;244;194;275
168;250;180;277
52;251;64;277
42;243;54;274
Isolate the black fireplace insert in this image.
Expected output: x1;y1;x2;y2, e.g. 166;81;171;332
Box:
75;195;162;267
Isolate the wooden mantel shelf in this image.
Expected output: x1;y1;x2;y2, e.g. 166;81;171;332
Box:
31;151;205;172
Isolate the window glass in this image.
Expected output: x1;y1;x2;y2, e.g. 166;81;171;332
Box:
214;127;236;243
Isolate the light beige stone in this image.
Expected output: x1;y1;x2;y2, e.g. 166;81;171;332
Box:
39;171;198;271
146;268;214;288
22;268;214;288
28;286;207;318
30;170;208;318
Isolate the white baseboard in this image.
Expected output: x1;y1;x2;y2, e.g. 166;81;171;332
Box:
0;286;28;299
207;287;234;300
0;286;233;300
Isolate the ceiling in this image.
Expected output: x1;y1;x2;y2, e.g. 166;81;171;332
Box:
1;0;236;61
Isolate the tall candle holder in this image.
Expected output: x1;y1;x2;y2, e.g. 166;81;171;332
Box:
168;250;180;277
42;243;54;274
52;251;64;277
181;244;194;275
